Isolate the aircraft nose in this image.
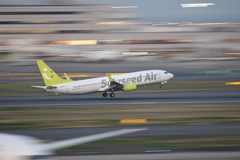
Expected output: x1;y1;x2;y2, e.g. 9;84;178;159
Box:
169;73;174;79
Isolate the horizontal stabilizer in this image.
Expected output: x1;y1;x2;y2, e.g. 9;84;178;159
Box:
31;85;46;89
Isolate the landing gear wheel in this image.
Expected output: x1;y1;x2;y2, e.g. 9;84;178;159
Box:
110;93;115;97
102;92;108;97
159;85;163;89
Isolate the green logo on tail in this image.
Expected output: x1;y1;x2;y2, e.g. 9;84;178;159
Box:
42;67;54;79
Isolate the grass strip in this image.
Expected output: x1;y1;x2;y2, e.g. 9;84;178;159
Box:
0;104;240;130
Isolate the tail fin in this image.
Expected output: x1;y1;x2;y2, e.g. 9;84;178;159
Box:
37;60;73;86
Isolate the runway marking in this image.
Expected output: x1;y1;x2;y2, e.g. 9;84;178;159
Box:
158;101;240;104
158;133;182;135
145;150;171;152
130;102;155;104
0;100;240;107
0;102;156;107
219;93;240;95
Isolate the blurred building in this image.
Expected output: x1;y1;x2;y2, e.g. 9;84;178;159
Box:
0;1;137;41
0;0;240;62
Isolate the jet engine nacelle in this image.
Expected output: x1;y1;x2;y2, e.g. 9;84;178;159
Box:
123;83;137;92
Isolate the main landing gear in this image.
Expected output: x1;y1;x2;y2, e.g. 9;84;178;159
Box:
102;92;115;97
110;93;115;97
102;92;108;97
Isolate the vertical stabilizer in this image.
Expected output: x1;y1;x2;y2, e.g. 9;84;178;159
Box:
37;60;73;86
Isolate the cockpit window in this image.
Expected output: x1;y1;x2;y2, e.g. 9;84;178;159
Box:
164;72;168;74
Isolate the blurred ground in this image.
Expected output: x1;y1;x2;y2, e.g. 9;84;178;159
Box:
0;59;240;155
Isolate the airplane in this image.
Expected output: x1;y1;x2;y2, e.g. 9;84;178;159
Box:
32;60;174;97
0;128;146;160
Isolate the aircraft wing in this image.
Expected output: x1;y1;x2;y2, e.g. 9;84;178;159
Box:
38;129;146;151
99;73;123;92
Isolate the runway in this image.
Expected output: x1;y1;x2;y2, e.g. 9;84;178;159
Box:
1;89;240;155
0;90;240;107
55;152;240;160
1;89;240;156
3;125;240;140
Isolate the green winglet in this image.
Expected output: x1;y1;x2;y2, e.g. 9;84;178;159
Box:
106;73;115;82
64;73;72;81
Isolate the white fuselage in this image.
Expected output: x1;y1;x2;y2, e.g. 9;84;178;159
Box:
45;70;174;94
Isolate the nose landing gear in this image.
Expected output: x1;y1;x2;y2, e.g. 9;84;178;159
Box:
159;81;167;88
159;82;163;88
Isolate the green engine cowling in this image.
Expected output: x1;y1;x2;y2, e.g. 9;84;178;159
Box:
123;83;137;92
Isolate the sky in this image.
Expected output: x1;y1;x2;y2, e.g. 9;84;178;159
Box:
88;0;240;22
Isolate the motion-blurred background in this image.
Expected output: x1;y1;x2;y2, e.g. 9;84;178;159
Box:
0;0;240;160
